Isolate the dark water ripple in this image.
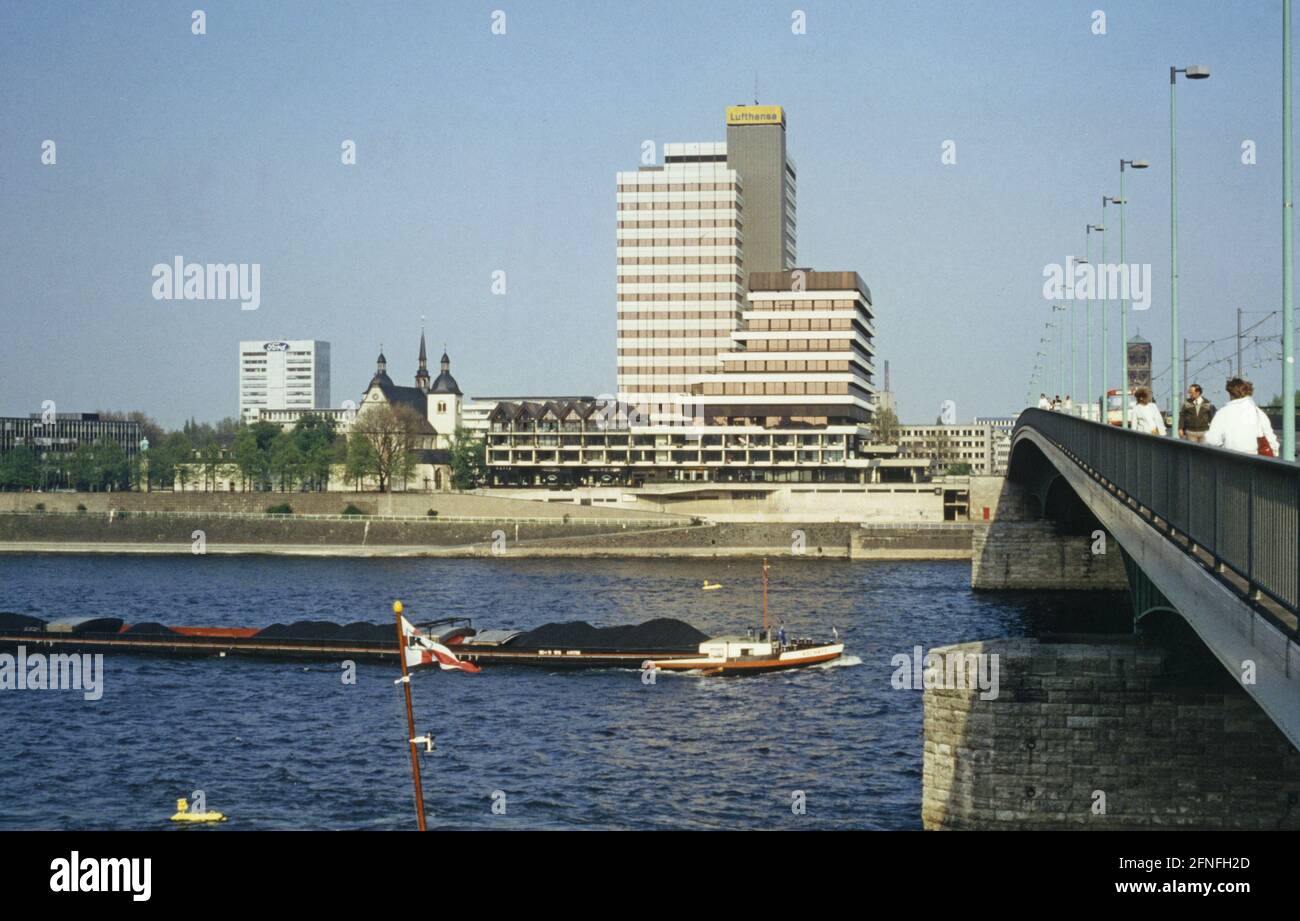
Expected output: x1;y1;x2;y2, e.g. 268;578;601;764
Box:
0;555;1125;830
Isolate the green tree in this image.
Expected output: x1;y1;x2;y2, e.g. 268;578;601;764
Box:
93;438;129;491
449;428;485;490
293;414;338;490
0;445;40;490
268;431;302;492
351;404;423;492
871;406;900;444
344;432;379;491
232;427;262;491
160;431;194;489
66;443;98;491
199;438;222;492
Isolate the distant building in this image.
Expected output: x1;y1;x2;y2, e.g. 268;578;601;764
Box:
354;332;463;491
615;105;797;423
896;422;999;476
723;104;797;278
0;413;143;486
239;339;331;425
974;416;1017;476
462;396;595;438
1127;335;1153;392
255;406;355;433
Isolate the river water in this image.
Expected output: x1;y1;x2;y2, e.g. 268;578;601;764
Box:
0;555;1127;830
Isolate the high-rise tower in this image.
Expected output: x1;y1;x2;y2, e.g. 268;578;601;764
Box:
724;105;796;276
615;105;797;420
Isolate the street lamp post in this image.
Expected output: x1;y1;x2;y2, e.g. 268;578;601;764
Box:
1170;64;1210;436
1087;223;1105;418
1041;332;1054;399
1069;260;1086;410
1052;305;1067;401
1284;1;1296;459
1119;160;1149;427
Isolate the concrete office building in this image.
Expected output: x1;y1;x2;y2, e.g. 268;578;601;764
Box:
975;416;1016;476
724;104;797;277
0;413;143;488
487;268;894;488
238;340;331;425
692;270;876;426
615;105;797;422
615;141;745;419
896;422;1001;476
489;105;904;492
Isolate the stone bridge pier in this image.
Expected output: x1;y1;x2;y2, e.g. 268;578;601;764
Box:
930;467;1300;829
922;627;1300;829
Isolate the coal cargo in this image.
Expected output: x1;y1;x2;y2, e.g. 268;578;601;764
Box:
334;621;399;644
254;621;344;641
0;612;47;633
122;622;180;636
510;618;708;651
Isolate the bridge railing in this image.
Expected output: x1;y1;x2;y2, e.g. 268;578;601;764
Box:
1015;408;1300;631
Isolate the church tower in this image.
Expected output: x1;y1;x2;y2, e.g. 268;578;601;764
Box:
428;347;463;448
415;329;431;393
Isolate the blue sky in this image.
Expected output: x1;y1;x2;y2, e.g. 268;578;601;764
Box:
1;0;1294;426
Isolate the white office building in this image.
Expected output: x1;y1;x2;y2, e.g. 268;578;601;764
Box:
239;340;331;425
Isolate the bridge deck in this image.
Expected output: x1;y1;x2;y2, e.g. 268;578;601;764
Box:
1012;409;1300;748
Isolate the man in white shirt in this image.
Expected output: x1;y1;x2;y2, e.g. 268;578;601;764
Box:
1037;394;1051;410
1205;377;1279;455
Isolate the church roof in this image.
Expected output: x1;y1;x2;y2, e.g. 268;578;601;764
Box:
430;371;462;395
363;380;437;434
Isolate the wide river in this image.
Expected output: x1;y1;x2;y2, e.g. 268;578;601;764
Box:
0;555;1127;830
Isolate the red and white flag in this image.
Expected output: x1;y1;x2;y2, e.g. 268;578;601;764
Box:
400;616;481;673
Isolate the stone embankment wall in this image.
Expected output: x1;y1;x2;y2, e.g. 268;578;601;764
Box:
0;513;666;548
922;636;1300;829
0;490;680;521
972;521;1128;590
0;513;980;559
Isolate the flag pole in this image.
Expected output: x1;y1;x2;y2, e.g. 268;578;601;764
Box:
393;600;427;832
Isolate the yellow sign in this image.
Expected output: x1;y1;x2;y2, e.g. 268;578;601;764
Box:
726;105;784;126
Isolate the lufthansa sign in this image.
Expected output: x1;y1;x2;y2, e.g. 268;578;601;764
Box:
726;105;784;126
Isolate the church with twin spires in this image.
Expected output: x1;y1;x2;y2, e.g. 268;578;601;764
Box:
358;330;463;489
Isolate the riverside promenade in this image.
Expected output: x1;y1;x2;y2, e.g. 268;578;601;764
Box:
0;492;976;559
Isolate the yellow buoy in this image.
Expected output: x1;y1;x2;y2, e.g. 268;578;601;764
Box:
702;580;722;591
170;797;227;824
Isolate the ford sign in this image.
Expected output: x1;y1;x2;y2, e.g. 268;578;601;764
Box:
264;342;289;352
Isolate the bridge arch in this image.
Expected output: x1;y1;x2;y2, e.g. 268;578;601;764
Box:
1007;409;1300;749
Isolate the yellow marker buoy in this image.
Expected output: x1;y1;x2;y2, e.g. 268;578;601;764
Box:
170;797;227;824
702;581;722;591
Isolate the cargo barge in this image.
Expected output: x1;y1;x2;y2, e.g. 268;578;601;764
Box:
0;613;841;675
0;563;843;675
0;612;722;670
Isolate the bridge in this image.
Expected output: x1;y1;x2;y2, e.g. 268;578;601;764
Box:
1008;408;1300;749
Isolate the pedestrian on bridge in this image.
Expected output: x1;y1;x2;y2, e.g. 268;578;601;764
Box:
1204;378;1279;456
1178;384;1216;443
1037;393;1051;410
1128;388;1167;436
